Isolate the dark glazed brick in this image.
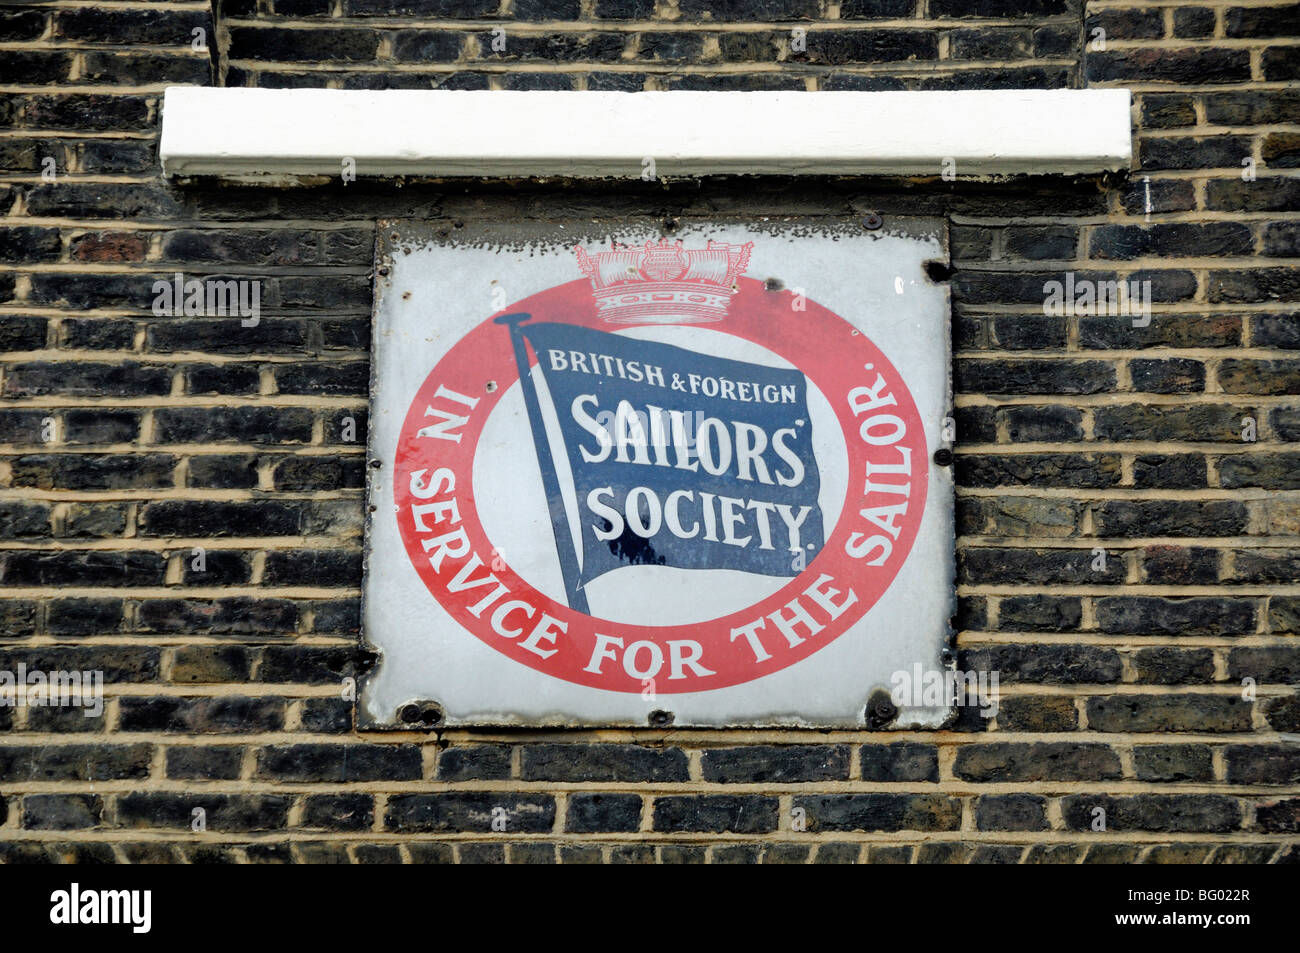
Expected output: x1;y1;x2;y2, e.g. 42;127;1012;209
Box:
119;697;285;734
1024;844;1086;864
1226;3;1300;37
1134;745;1214;782
229;27;380;61
512;0;581;17
391;30;463;61
610;844;657;863
961;547;1122;585
1061;795;1241;833
0;745;152;782
960;643;1122;684
22;795;103;831
975;794;1048;831
566;793;642;833
263;549;361;586
999;595;1082;632
0;502;50;537
794;794;960;832
115;794;290;832
136;598;298;635
1174;7;1216;37
700;745;849;782
154;407;313;444
1133;455;1207;489
181;551;253;586
139;501;303;537
1263;695;1300;732
957;453;1122;488
813;843;861;863
1;550;165;587
1227;646;1300;684
2;362;170;399
711;844;761;864
922;842;979;863
0;316;47;351
0;647;158;684
955;359;1116;395
258;646;375;684
972;845;1025;864
1001;405;1082;441
255;744;422;781
1086;695;1252;733
1131;647;1216;684
54;8;209;44
438;745;512;781
386;794;555;833
1140;546;1219;586
1225;745;1300;784
1142;94;1197;128
652;795;779;833
509;843;557;864
997;696;1078;732
406;843;456;864
1083;844;1144;864
859;743;938;782
521;744;688;782
595;0;654;16
344;0;497;14
655;845;703;864
1130;358;1205;393
188;455;258;489
1092;500;1248;537
165;747;244;781
1087;48;1251;84
302;794;374;831
299;698;353;733
953;743;1122;782
990;315;1067;350
1095;597;1256;636
1255;798;1300;833
678;0;820;19
841;0;915;15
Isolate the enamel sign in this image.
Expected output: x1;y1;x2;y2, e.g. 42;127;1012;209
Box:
361;219;953;728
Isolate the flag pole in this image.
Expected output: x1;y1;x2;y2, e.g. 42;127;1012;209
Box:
494;312;590;615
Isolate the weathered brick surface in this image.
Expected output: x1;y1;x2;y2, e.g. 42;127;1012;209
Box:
0;0;1295;864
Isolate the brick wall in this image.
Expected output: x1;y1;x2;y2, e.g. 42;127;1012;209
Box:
0;0;1297;864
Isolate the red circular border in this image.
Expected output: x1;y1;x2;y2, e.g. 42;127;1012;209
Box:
392;276;929;693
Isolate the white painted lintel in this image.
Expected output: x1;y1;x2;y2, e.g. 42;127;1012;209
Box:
160;86;1132;181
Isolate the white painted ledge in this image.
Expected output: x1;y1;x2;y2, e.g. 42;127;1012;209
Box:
160;87;1132;181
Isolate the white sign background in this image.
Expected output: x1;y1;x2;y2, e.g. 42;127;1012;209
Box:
362;219;954;728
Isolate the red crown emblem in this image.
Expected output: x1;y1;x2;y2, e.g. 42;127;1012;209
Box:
575;239;753;324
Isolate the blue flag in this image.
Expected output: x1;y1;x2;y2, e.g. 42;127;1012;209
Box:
516;321;824;589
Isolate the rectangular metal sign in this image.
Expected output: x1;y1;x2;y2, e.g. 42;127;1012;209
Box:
361;218;953;728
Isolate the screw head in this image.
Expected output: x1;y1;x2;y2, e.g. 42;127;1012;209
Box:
862;214;883;230
648;709;674;727
934;448;954;467
865;689;898;729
